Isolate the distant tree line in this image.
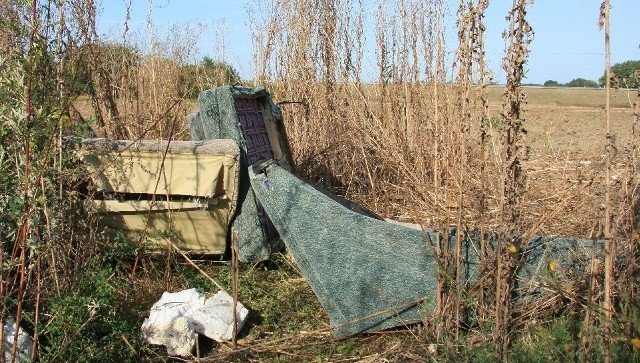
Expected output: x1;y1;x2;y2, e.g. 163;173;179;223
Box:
599;60;640;88
542;78;600;88
541;60;640;89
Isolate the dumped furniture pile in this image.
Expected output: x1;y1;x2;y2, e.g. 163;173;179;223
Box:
76;86;603;354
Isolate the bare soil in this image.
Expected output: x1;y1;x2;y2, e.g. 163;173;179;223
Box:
523;105;632;158
489;87;636;158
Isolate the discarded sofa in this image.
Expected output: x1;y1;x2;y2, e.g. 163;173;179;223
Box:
77;138;239;253
249;162;603;337
188;86;296;261
77;86;296;259
76;85;605;339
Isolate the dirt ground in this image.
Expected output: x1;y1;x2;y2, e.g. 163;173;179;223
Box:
524;105;633;159
476;87;638;238
490;87;637;159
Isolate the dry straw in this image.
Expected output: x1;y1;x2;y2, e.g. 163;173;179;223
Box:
250;0;639;359
1;0;639;360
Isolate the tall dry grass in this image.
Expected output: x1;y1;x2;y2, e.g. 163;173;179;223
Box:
249;0;640;359
0;1;243;360
1;0;638;360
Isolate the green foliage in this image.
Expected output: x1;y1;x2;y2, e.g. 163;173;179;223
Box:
67;42;141;96
0;55;26;244
599;60;640;88
508;318;578;362
434;315;639;362
565;77;599;88
41;280;136;362
0;30;151;363
202;56;240;82
39;233;150;362
541;78;599;88
179;57;241;98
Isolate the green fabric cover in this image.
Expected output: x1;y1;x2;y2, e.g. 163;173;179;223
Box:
250;163;602;337
189;86;284;262
186;86;603;336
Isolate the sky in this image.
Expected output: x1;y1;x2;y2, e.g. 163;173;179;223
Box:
97;0;639;85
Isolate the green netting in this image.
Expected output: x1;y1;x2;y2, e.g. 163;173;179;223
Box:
188;86;285;262
249;163;602;337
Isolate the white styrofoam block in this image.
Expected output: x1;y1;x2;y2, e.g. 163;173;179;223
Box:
141;289;205;357
3;317;33;363
152;288;206;315
188;290;249;342
142;315;195;357
142;289;249;356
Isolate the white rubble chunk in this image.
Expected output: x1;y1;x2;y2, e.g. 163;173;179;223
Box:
150;288;206;315
143;315;195;357
142;288;249;357
189;290;249;342
141;288;205;357
3;317;33;363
